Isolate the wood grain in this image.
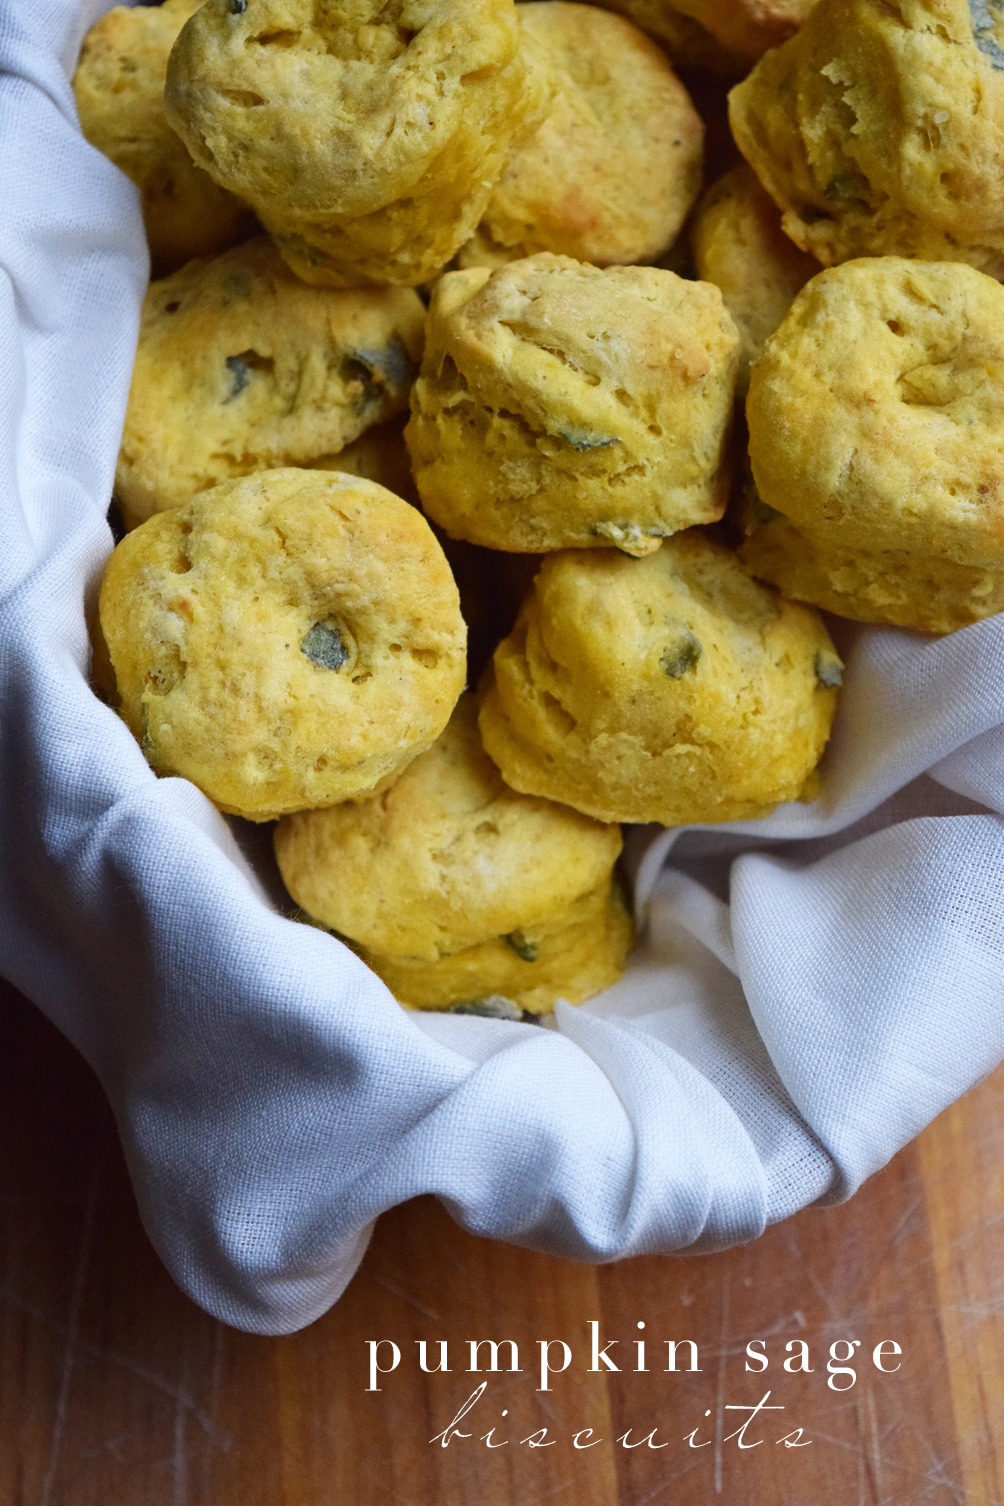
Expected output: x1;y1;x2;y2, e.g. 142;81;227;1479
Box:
1;975;1001;1505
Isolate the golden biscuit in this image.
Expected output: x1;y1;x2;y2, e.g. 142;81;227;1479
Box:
478;535;840;826
584;0;815;70
743;258;1004;634
692;165;819;396
406;255;740;555
274;695;629;1013
99;469;466;820
164;0;546;287
73;0;254;269
729;0;1004;277
362;880;633;1014
455;4;703;269
116;237;425;525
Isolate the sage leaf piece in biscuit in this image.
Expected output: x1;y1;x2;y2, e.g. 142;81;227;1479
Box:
660;627;702;678
301;621;350;672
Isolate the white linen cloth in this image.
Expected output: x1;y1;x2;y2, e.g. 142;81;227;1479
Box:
3;0;1003;1334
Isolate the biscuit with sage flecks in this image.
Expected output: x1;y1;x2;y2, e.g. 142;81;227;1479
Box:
478;534;841;827
729;0;1004;277
406;255;740;557
743;257;1004;634
116;237;424;527
274;694;630;1014
99;469;466;821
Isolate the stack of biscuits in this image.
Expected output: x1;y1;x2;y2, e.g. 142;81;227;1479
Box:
91;0;1004;1018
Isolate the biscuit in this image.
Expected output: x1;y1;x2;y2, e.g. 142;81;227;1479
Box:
274;694;630;1012
729;0;1004;277
406;255;740;556
116;237;425;525
478;534;840;826
585;0;815;70
361;879;633;1014
743;258;1004;634
73;0;255;269
164;0;547;287
691;165;819;396
455;4;703;270
99;469;466;820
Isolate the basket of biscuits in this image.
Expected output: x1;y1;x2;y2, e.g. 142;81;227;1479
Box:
1;0;1002;1330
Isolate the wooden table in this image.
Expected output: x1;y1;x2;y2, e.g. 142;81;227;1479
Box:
1;974;1002;1506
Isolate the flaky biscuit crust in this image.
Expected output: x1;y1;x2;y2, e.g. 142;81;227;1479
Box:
274;694;622;960
100;470;466;820
407;255;739;555
478;536;840;826
164;0;545;285
730;0;1004;275
743;258;1004;633
116;237;424;523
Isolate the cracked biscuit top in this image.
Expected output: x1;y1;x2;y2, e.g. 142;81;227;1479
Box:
116;237;424;525
477;534;841;827
99;469;466;821
456;2;703;269
164;0;542;285
729;0;1004;276
405;255;740;556
742;257;1004;632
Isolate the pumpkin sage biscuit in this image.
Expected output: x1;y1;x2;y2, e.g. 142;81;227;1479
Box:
74;0;255;269
364;880;633;1015
743;258;1004;634
275;694;630;1013
478;534;841;826
116;237;425;526
692;165;819;397
406;255;740;556
99;469;466;821
455;3;704;270
164;0;548;287
729;0;1004;277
